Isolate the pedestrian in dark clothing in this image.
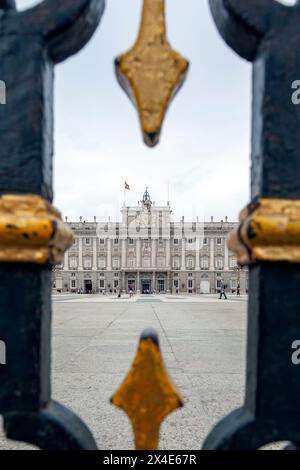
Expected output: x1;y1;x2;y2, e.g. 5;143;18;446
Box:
219;284;227;300
237;284;241;296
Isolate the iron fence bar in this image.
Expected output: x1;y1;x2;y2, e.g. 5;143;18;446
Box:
203;0;300;449
0;0;105;450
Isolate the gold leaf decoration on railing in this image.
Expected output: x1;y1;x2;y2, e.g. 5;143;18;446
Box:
111;328;183;450
115;0;189;147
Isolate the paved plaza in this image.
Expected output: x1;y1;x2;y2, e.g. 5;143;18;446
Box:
0;294;247;450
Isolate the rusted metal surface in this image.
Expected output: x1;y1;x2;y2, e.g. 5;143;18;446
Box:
228;198;300;265
0;195;73;264
115;0;189;147
111;329;183;450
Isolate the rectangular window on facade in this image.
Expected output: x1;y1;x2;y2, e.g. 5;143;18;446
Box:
188;238;193;244
216;258;224;269
113;258;120;268
83;257;92;269
201;257;209;269
216;238;222;245
85;238;91;246
157;258;165;268
98;257;106;269
69;257;77;269
99;279;105;289
114;238;119;245
114;279;119;289
128;258;135;268
231;279;237;289
173;239;179;245
99;238;105;245
188;279;193;289
230;258;237;268
173;280;179;288
203;238;208;245
173;257;180;269
142;259;151;268
114;272;119;277
217;280;222;288
128;238;134;245
187;258;194;269
70;279;76;289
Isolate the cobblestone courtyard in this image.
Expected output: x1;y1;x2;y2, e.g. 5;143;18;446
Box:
0;294;247;450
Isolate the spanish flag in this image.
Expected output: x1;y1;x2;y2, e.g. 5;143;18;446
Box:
124;181;130;190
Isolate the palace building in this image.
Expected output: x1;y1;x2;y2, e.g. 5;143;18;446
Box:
54;189;248;294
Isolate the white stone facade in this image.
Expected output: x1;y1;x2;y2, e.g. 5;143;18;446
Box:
54;189;248;294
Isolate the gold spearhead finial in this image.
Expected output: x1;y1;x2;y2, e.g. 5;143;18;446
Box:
115;0;189;147
111;329;183;450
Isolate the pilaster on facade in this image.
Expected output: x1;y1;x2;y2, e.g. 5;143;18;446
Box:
78;236;83;271
210;237;214;271
181;237;186;270
92;237;97;271
107;238;112;270
224;238;229;271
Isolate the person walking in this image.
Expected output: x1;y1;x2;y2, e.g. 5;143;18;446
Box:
237;283;241;296
219;283;227;300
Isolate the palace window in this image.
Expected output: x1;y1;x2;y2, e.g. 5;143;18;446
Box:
114;238;119;245
128;258;135;268
83;257;92;269
98;257;106;269
69;257;77;269
114;279;119;289
157;257;165;268
173;257;180;269
215;257;224;269
99;238;105;245
70;279;76;289
186;257;194;269
231;279;237;289
216;238;222;245
203;238;208;245
99;279;105;289
188;238;193;244
128;238;134;245
85;238;91;246
114;272;119;277
173;280;179;289
112;258;120;268
188;279;193;289
230;257;237;268
142;258;151;268
173;239;179;245
201;257;209;269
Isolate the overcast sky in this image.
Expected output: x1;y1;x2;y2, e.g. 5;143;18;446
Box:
17;0;295;222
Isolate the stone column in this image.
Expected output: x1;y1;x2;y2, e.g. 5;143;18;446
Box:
195;237;200;270
136;238;141;268
167;271;171;293
122;271;126;293
63;249;69;271
151;239;156;268
181;237;186;270
78;237;83;271
121;238;126;269
107;238;112;270
137;271;140;294
210;237;214;271
224;237;229;271
166;239;170;269
92;237;97;271
152;272;156;292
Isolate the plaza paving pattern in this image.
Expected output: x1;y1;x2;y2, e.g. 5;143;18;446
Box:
0;294;247;450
